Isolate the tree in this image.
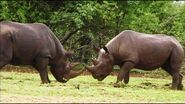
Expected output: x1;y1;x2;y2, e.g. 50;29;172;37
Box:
1;1;185;63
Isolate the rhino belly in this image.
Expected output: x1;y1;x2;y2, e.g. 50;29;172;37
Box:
10;41;40;65
10;56;33;65
135;61;165;70
135;52;171;70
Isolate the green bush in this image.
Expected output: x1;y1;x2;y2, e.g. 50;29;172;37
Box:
1;1;185;65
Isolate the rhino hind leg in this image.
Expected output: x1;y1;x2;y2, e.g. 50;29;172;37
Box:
171;48;184;90
33;58;50;84
171;68;183;90
162;62;183;90
178;73;183;90
162;50;183;90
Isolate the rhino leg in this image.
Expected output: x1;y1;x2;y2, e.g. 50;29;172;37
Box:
162;63;183;90
171;69;183;90
178;73;183;90
123;71;130;84
34;58;50;84
0;55;10;69
170;49;183;90
171;72;180;90
114;62;134;87
0;41;12;69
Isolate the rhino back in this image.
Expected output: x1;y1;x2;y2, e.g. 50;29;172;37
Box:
106;30;183;69
0;21;61;65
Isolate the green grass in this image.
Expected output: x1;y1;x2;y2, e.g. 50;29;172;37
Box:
0;71;185;103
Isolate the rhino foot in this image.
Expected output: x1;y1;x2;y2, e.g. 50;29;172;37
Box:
113;81;123;88
171;83;184;90
178;84;183;90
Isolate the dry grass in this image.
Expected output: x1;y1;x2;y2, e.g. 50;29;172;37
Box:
0;71;185;103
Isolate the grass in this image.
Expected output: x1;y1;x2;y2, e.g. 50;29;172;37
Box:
0;71;185;103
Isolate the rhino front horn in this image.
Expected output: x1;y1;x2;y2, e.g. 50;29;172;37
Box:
85;65;94;73
63;69;84;80
92;59;99;65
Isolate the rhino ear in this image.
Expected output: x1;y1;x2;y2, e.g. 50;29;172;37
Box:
93;44;100;53
103;46;109;53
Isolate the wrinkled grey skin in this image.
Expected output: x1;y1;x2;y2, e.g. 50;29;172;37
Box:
86;30;184;90
0;21;84;84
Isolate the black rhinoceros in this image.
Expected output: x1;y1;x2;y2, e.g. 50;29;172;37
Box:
86;30;184;90
0;21;84;83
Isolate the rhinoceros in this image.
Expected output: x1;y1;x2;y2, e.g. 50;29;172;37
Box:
86;30;184;90
0;21;84;83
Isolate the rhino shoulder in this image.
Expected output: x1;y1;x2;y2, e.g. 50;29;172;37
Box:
118;30;138;38
120;30;135;35
0;23;19;36
33;22;47;27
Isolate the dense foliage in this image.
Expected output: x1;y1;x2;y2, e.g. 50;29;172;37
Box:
1;1;185;63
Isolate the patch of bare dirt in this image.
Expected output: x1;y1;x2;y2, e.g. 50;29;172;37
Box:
0;95;78;103
0;94;125;103
1;65;145;77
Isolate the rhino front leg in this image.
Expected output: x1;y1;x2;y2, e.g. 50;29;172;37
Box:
0;35;13;69
34;58;50;84
124;71;130;84
0;55;11;69
114;62;134;87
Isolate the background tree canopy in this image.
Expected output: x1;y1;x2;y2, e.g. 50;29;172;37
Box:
1;1;185;64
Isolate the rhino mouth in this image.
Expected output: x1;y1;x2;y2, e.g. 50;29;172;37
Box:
50;62;85;83
97;77;104;81
62;77;69;83
92;74;106;81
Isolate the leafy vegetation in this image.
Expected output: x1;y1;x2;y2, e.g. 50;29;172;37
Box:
0;72;185;103
1;1;185;102
1;1;185;63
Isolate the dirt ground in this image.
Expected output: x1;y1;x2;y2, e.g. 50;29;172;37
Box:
1;65;146;76
0;95;64;103
0;65;180;103
0;94;127;103
0;95;85;103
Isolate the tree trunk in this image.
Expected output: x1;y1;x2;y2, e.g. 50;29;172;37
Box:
60;26;84;44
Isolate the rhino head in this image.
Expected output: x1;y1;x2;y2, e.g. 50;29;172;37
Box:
85;46;114;81
50;62;85;83
63;62;85;82
50;51;85;83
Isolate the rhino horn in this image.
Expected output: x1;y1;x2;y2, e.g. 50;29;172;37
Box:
85;65;95;73
63;63;85;80
63;68;85;80
92;59;99;65
70;62;80;69
66;62;80;70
